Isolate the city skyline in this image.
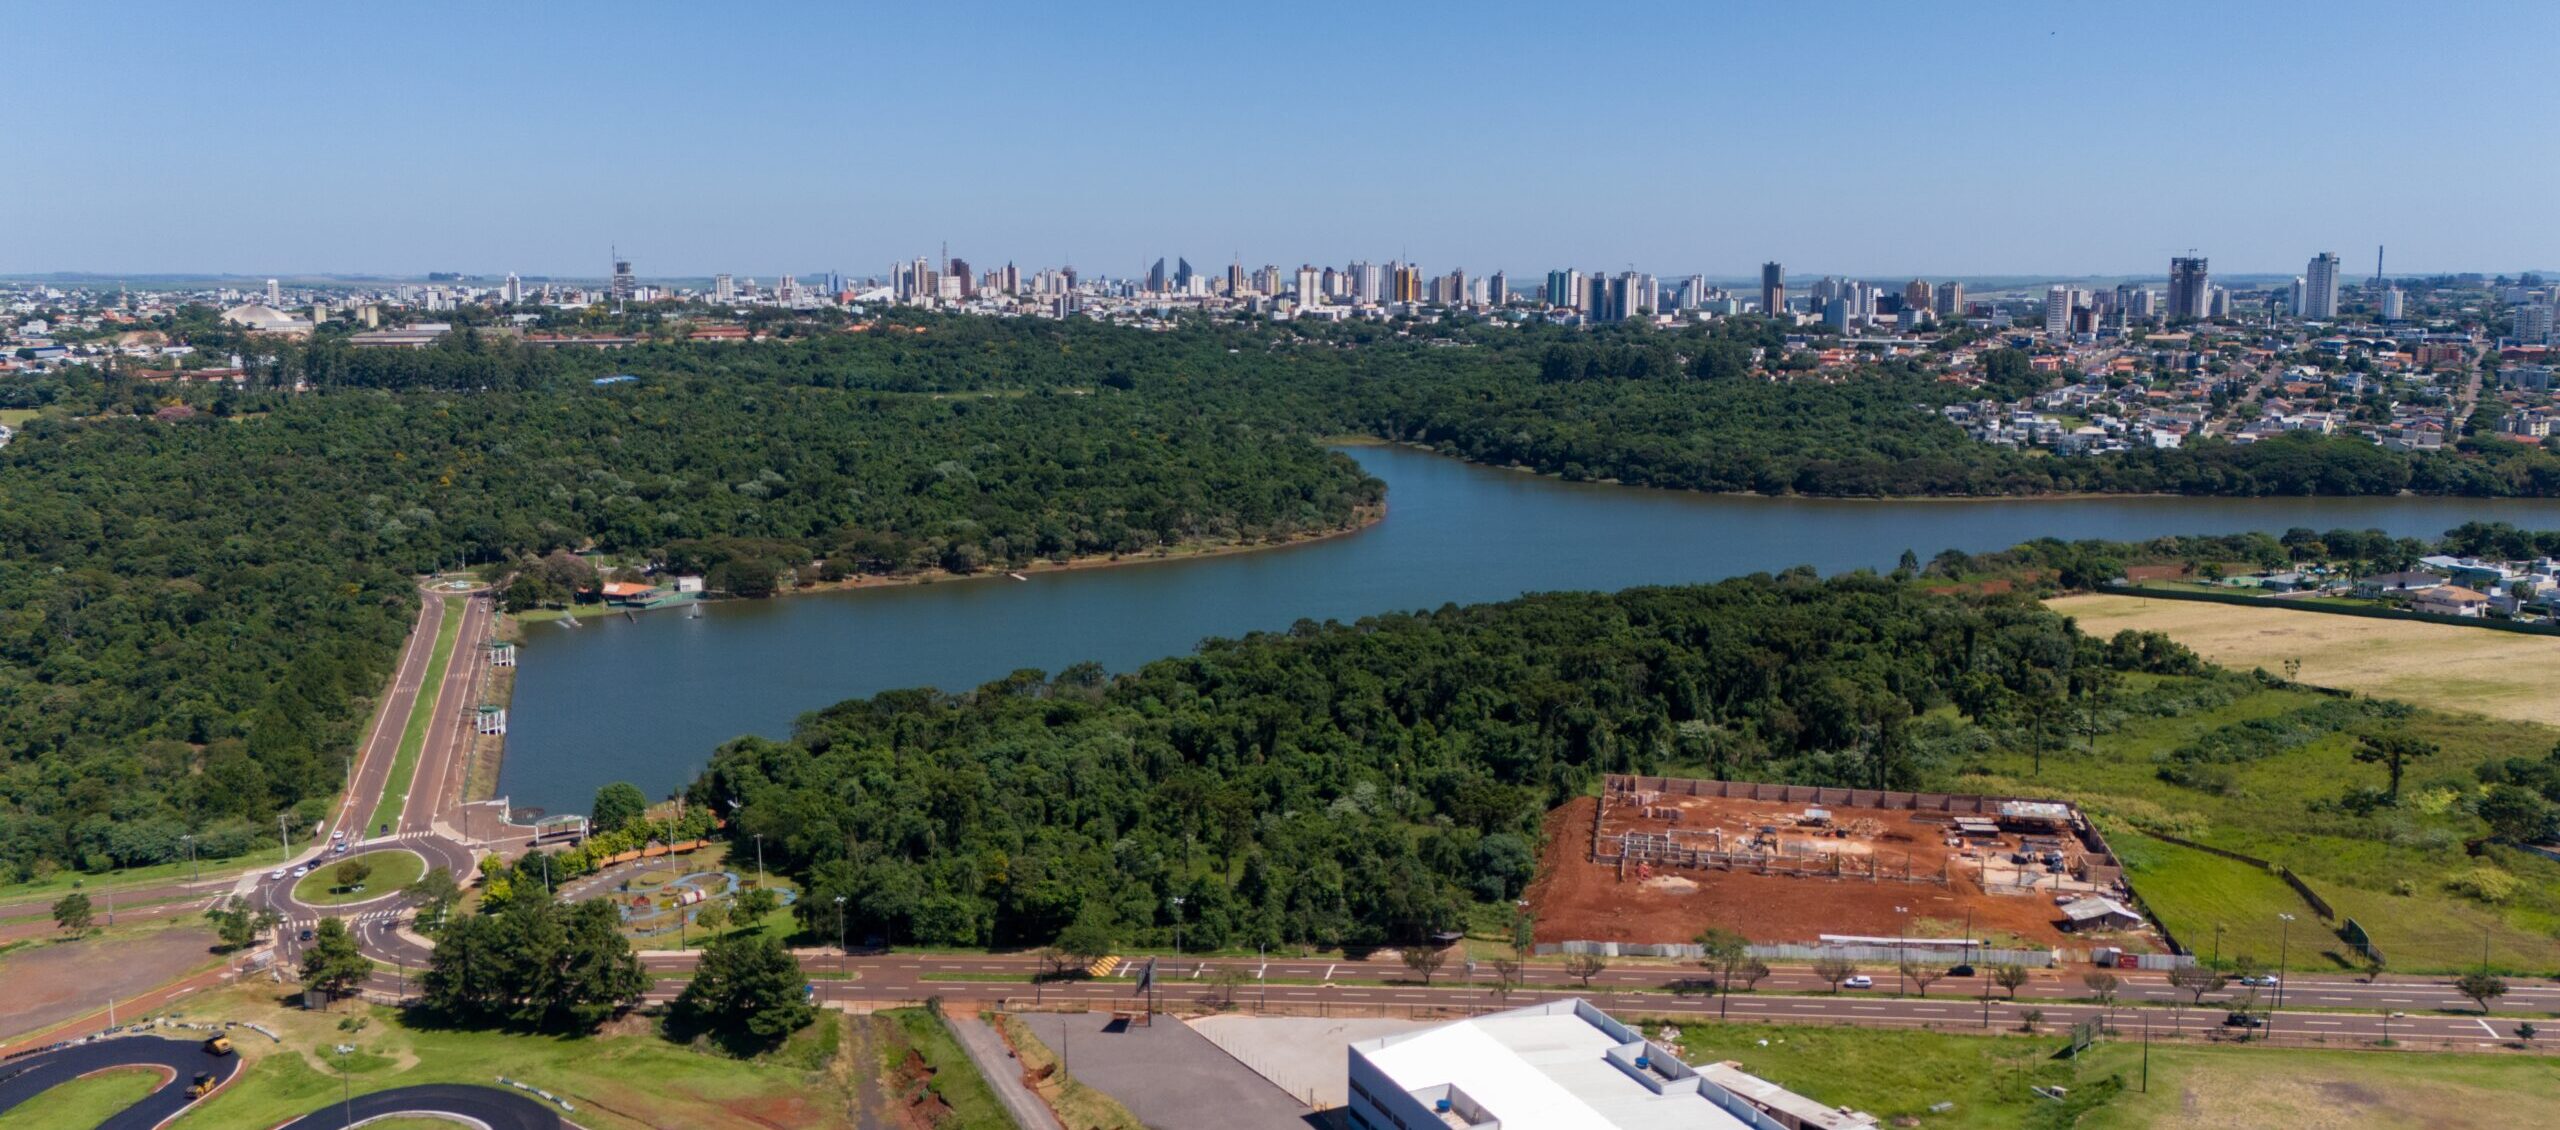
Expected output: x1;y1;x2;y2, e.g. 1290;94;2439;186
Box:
7;2;2557;277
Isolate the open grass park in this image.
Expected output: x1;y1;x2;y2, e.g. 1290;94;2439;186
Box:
1651;1020;2560;1130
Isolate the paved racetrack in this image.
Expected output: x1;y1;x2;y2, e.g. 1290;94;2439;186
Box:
0;1036;236;1130
0;1037;558;1130
276;1082;562;1129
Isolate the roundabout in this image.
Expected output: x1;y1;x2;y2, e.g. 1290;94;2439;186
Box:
290;849;430;909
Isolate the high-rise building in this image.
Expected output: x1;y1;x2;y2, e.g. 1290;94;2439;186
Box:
2301;252;2341;319
1487;270;1507;306
265;278;281;306
2207;285;2232;318
999;263;1020;296
1389;263;1422;304
1544;269;1582;309
2380;287;2405;322
1933;280;1965;317
2044;285;2084;337
1295;265;1323;305
1173;258;1195;292
712;274;732;304
2167;256;2209;321
1226;260;1246;296
2515;301;2556;344
611;253;636;305
1903;279;1932;311
948;258;974;299
1145;258;1168;292
1760;262;1786;316
502;273;523;305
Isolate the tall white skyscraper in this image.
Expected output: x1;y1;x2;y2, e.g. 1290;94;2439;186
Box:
713;273;734;304
265;278;280;306
501;273;522;304
2380;287;2406;321
2044;285;2082;337
1295;265;1323;305
2301;252;2341;319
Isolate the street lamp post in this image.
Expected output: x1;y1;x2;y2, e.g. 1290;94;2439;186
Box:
1170;896;1186;956
183;834;197;884
1894;906;1909;996
2212;923;2223;970
333;1044;355;1128
835;895;848;979
2270;913;2294;1039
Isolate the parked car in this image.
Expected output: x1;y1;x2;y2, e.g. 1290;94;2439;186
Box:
1842;975;1874;989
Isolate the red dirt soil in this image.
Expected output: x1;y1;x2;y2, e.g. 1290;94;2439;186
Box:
1528;797;2090;948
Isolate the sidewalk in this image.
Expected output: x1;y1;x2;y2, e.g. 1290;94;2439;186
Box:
941;1011;1062;1130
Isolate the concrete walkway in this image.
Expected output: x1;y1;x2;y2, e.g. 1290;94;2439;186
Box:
942;1012;1063;1130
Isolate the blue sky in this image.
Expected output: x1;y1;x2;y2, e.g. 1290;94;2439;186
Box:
6;1;2553;278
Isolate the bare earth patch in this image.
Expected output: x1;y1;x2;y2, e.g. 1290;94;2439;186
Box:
2047;594;2560;725
0;926;220;1039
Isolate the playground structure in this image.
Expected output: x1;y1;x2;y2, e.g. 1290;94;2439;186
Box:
615;866;798;938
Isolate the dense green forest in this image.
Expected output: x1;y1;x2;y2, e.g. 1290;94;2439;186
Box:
0;367;1375;879
6;307;2554;880
694;576;2196;951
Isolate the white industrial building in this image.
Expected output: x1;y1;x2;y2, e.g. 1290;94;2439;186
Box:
1347;999;1874;1130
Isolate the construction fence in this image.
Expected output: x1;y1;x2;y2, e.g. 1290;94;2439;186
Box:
1539;939;2060;969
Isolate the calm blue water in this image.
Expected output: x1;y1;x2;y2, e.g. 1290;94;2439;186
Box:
499;445;2560;813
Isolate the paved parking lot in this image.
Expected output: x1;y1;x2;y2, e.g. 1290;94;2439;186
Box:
1015;1011;1311;1129
1189;1015;1431;1108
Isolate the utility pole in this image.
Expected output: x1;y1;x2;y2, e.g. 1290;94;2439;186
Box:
280;812;292;858
2140;1013;2150;1093
183;834;198;884
2271;913;2294;1039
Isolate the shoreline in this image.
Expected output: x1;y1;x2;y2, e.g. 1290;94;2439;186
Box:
1370;439;2560;506
478;503;1386;796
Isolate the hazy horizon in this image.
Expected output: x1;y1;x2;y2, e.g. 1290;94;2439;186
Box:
6;1;2554;278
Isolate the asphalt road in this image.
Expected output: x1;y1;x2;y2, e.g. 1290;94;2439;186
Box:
0;1035;237;1130
275;1083;562;1130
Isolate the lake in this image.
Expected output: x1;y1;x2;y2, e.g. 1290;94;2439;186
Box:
500;445;2560;813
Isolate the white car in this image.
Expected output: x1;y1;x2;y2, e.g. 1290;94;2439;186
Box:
1842;975;1874;989
291;865;310;878
268;869;285;881
2238;974;2280;988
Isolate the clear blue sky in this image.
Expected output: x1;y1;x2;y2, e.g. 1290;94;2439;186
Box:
7;1;2553;279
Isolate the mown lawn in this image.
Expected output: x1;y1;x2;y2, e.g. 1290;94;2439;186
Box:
1647;1019;2560;1130
169;983;875;1130
0;1066;161;1130
292;849;429;907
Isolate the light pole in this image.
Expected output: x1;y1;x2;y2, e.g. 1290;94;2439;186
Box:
183;834;197;884
835;895;848;979
2270;913;2294;1039
333;1043;355;1128
1894;906;1909;996
1170;896;1186;956
2211;922;2223;970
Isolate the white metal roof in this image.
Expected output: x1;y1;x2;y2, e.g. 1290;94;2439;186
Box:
1355;1002;1754;1130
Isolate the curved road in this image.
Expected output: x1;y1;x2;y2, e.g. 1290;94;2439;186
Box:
0;1037;557;1130
0;1036;237;1130
276;1083;561;1130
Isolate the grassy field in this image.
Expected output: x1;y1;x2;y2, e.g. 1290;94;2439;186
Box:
364;600;465;834
2049;593;2560;725
1957;672;2560;974
290;849;428;907
1649;1020;2557;1130
0;843;295;904
0;409;38;427
2109;832;2321;968
158;983;882;1130
0;1065;162;1129
879;1008;1015;1129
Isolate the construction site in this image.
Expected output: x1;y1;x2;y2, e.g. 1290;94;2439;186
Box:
1527;775;2169;955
